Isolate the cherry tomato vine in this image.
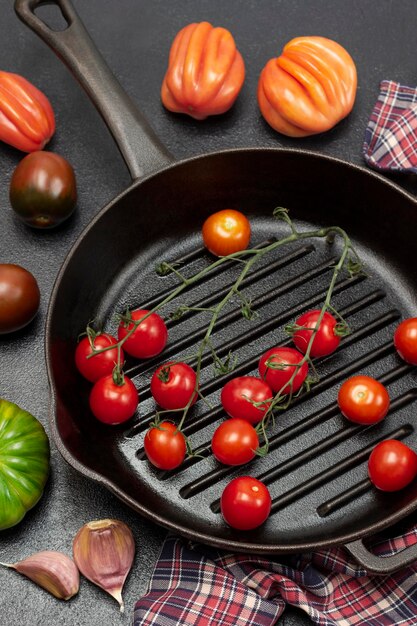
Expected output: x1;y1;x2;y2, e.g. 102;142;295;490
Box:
83;207;362;457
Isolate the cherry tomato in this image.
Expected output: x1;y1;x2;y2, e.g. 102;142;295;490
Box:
89;374;138;425
258;346;308;394
0;264;40;334
292;309;341;357
10;151;77;228
144;421;186;470
394;318;417;365
212;418;259;466
337;375;390;425
151;362;198;410
368;440;417;491
75;332;123;383
202;209;251;257
221;376;272;425
220;476;271;530
118;309;168;359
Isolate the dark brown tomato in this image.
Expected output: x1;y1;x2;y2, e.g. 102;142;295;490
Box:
0;264;40;334
10;151;77;228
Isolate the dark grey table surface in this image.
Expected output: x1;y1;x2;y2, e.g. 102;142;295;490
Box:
1;1;417;625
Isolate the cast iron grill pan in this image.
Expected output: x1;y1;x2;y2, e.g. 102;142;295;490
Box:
49;204;417;555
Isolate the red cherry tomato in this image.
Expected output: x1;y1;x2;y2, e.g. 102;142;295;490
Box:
337;375;390;425
118;309;168;359
202;209;251;257
220;476;271;530
75;332;123;383
211;418;259;466
89;374;138;425
258;346;308;394
394;318;417;365
221;376;272;424
292;309;341;357
368;440;417;491
151;362;198;410
144;421;186;470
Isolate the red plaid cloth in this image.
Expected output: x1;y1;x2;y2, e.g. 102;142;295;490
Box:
133;523;417;626
363;80;417;173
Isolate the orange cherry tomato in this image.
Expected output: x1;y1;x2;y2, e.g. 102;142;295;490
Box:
0;71;55;152
257;36;357;137
161;21;245;120
337;375;390;425
202;209;251;256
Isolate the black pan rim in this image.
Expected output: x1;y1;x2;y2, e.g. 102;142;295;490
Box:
45;146;417;553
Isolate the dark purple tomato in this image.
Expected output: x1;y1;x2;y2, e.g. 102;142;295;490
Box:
10;151;77;228
0;264;40;334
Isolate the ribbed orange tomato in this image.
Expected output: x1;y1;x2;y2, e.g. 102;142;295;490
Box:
258;36;357;137
161;22;245;120
0;71;55;152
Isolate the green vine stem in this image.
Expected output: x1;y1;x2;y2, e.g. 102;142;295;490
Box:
85;208;362;453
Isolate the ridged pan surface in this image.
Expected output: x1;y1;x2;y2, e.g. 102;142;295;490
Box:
47;149;417;553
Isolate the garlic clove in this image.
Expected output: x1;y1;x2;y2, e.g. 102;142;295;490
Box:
1;550;79;600
73;518;135;612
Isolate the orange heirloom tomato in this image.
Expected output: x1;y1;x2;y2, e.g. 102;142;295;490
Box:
0;71;55;152
257;36;357;137
202;209;251;256
161;21;245;120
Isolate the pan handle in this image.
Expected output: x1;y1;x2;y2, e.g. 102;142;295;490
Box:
14;0;174;180
345;537;417;575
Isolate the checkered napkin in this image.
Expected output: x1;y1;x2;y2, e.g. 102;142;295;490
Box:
133;523;417;626
363;80;417;173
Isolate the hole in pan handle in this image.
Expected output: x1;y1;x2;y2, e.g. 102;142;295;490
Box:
14;0;173;180
345;537;417;575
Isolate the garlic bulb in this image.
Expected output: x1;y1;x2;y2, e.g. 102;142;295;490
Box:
73;518;135;612
1;550;79;600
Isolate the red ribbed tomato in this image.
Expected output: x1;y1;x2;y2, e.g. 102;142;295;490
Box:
0;70;55;152
161;21;245;119
258;36;357;137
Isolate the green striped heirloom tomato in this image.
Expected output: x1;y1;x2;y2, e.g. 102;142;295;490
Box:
0;398;50;530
